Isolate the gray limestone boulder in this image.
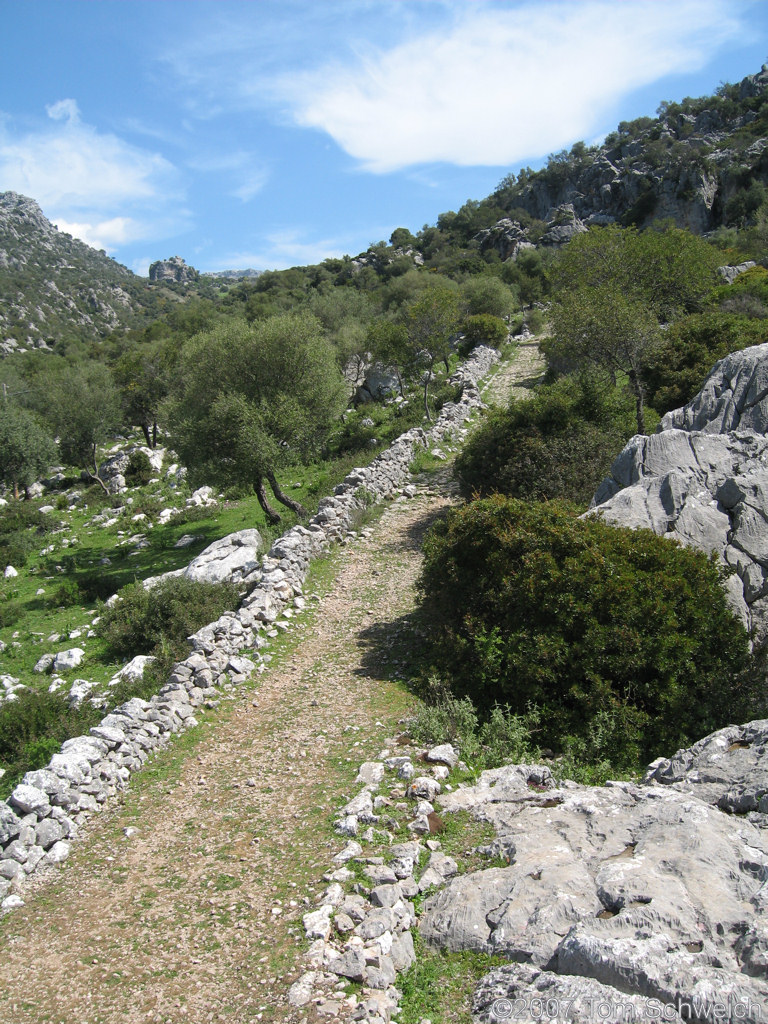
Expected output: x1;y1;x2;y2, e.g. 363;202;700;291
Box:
183;529;263;584
418;747;768;1023
590;345;768;638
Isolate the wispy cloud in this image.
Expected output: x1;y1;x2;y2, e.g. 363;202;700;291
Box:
213;227;356;271
187;151;270;202
0;100;185;251
271;0;742;171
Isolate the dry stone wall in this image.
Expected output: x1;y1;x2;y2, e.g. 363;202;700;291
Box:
0;344;500;908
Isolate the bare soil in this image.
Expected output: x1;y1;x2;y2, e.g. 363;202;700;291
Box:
0;342;542;1024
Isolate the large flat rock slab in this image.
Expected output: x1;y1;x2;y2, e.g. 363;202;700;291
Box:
419;750;768;1022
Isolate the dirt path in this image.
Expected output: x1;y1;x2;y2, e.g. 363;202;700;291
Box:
0;343;540;1024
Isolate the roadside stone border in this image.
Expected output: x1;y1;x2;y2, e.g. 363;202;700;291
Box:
290;741;467;1023
0;344;501;909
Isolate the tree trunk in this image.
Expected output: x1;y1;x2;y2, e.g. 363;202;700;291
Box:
629;370;646;435
13;479;19;501
267;471;308;518
255;474;282;524
88;443;110;494
422;367;433;422
141;423;152;448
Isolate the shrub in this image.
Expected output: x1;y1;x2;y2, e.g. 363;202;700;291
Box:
97;576;243;662
125;449;153;486
0;529;37;568
460;314;509;353
455;375;634;508
643;312;768;413
51;577;83;608
0;689;100;798
418;496;759;766
407;690;540;772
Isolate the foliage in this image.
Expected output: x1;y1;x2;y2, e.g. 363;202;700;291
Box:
461;314;508;350
403;284;461;420
125;449;154;486
0;688;101;798
0;404;56;499
37;360;122;487
418;496;759;766
459;276;517;318
408;691;539;770
553;224;721;321
455;374;635;507
643;311;768;413
0;502;54;567
165;312;347;522
97;576;242;663
548;225;721;432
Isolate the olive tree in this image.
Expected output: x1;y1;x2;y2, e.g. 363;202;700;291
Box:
548;224;720;433
42;362;122;492
166;312;346;524
403;285;461;421
0;404;56;499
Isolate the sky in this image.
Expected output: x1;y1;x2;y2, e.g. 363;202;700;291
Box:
1;0;768;277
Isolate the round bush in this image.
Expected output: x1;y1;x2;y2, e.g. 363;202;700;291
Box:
97;576;242;661
418;496;758;763
125;449;153;486
461;314;509;350
454;376;633;508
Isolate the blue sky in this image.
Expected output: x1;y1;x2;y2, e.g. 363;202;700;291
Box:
2;0;768;276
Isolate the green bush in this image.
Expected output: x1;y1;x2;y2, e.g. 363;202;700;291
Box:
0;689;101;798
125;449;153;486
97;576;243;662
418;496;759;767
643;312;768;413
0;529;37;568
407;690;540;773
51;577;83;608
455;375;634;508
461;314;509;353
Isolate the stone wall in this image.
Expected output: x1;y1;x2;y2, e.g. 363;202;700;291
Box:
0;344;500;908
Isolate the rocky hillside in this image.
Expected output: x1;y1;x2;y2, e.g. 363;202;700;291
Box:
0;193;166;354
475;65;768;258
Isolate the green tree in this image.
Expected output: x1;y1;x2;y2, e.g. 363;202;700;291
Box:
403;285;461;421
548;225;720;432
41;362;122;492
548;285;661;433
166;313;346;524
366;319;411;394
113;343;173;448
460;276;517;318
0;404;56;500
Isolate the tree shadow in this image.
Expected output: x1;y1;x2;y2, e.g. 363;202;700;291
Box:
354;501;449;684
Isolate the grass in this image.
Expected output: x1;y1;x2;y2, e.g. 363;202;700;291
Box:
398;940;508;1024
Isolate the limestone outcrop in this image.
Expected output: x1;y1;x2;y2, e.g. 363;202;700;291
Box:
147;256;198;284
590;343;768;637
418;731;768;1022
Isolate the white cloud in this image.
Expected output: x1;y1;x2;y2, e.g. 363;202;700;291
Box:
45;98;81;124
0;101;184;251
53;216;140;252
0;104;176;208
279;0;742;171
214;228;354;271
